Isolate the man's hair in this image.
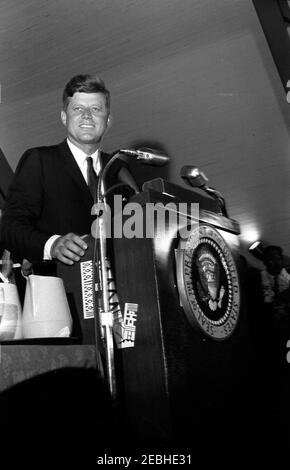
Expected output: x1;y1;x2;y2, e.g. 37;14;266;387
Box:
263;245;283;259
62;74;110;110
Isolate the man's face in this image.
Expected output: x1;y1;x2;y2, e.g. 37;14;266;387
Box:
264;252;283;276
61;92;110;151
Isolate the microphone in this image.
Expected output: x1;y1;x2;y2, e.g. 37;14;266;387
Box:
180;165;208;188
119;147;169;166
180;165;228;217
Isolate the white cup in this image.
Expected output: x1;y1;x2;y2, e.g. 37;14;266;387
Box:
0;283;23;340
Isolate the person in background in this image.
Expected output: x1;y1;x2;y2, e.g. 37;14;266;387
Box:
260;245;290;366
261;246;290;320
0;74;138;274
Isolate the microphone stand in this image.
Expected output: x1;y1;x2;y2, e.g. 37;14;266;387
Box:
203;186;229;218
93;147;168;399
93;150;125;400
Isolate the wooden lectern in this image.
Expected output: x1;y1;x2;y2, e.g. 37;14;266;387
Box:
113;178;256;447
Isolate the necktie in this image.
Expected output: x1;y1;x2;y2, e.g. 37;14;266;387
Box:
86;156;97;200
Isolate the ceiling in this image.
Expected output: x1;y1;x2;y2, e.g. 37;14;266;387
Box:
1;0;290;262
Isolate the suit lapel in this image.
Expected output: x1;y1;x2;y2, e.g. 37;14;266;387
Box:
58;140;93;205
57;141;112;202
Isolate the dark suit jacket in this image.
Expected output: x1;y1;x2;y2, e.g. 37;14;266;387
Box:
0;140;131;265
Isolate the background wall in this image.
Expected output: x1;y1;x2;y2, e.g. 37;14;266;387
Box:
0;0;290;261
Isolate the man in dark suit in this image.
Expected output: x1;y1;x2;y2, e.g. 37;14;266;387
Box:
0;74;137;272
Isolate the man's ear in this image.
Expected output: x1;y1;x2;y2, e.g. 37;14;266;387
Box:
106;114;112;128
61;110;67;126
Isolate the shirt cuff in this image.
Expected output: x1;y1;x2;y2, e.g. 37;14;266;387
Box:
44;235;61;260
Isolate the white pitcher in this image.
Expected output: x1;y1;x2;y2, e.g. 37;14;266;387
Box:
22;275;72;338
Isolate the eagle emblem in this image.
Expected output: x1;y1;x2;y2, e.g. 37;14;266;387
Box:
195;247;225;312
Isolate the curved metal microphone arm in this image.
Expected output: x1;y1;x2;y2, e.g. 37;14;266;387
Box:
204;186;228;217
97;149;123;204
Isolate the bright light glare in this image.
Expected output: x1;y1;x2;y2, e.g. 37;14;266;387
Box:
249;240;260;251
241;227;260;244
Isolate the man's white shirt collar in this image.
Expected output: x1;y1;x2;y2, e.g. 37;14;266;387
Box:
66;138;101;178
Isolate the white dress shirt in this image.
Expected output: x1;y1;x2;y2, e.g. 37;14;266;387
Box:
43;139;101;260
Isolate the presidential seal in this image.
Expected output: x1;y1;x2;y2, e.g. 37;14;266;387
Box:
176;225;240;340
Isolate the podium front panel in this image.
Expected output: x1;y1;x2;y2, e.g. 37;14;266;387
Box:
113;191;257;446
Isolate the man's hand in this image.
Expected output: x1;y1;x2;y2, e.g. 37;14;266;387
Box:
50;233;88;265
